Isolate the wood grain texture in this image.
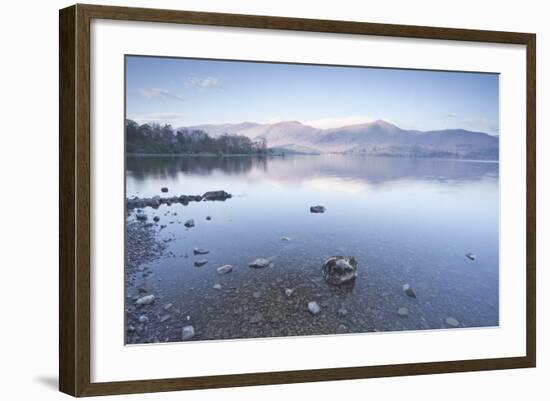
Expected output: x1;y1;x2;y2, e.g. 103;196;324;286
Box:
59;3;536;397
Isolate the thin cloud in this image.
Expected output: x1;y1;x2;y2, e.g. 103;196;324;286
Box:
139;88;185;102
305;115;374;129
185;76;221;89
132;113;183;124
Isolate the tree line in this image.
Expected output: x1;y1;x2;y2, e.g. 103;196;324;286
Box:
126;119;267;155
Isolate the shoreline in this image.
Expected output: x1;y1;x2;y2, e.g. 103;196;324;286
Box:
126;152;499;163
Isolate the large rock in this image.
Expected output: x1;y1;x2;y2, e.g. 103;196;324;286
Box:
321;256;358;285
202;190;232;201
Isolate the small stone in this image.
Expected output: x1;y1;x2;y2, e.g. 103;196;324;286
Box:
193;248;209;255
249;258;271;268
135;294;155;305
138;315;148;323
161;187;168;193
310;205;326;213
249;312;264;324
308;301;321;315
181;325;195;340
153;216;160;222
194;260;208;267
466;253;476;261
446;317;460;327
397;307;409;317
337;308;348;317
403;283;417;298
285;288;294;297
217;265;233;274
252;291;261;299
336;324;348;333
184;219;195;228
160;314;171;323
206;216;212;221
136;213;147;221
213;283;222;290
127;325;135;332
281;236;291;241
163;303;173;310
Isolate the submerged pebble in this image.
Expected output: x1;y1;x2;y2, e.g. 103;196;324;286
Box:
397;307;409;317
403;283;417;298
308;301;321;315
249;258;271;269
135;294;155;305
181;325;195;340
217;265;233;274
193;248;209;255
194;260;208;267
445;317;460;327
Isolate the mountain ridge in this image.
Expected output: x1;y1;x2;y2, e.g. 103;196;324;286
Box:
178;119;499;160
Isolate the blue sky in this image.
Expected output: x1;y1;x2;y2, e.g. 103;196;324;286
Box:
125;55;499;134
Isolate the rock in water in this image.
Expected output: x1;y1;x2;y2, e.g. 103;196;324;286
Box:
212;283;222;290
403;283;417;298
138;315;148;323
181;325;195;340
281;236;291;241
445;317;460;327
135;294;155;305
153;216;160;222
285;288;294;297
310;205;326;213
217;265;233;274
193;248;209;255
249;258;271;268
206;216;212;221
321;256;358;285
466;253;476;261
184;219;195;228
397;307;409;317
194;260;208;267
308;301;321;315
202;190;232;201
161;187;168;193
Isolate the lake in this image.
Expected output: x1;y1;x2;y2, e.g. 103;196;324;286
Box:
124;154;499;344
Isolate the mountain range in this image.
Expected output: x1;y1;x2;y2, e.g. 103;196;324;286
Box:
179;120;499;159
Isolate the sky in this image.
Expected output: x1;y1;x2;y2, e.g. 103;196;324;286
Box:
125;55;499;134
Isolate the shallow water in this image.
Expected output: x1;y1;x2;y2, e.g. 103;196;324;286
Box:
124;155;499;344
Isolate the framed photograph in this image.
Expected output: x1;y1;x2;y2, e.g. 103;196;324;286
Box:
59;4;536;397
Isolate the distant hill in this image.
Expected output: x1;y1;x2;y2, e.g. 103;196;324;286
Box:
179;119;499;160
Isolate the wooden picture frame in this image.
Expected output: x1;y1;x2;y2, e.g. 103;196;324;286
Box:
59;3;536;397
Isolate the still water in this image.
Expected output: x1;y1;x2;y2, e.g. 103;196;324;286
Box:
125;155;499;343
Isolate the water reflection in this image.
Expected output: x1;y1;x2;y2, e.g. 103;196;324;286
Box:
127;154;498;188
125;155;499;343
